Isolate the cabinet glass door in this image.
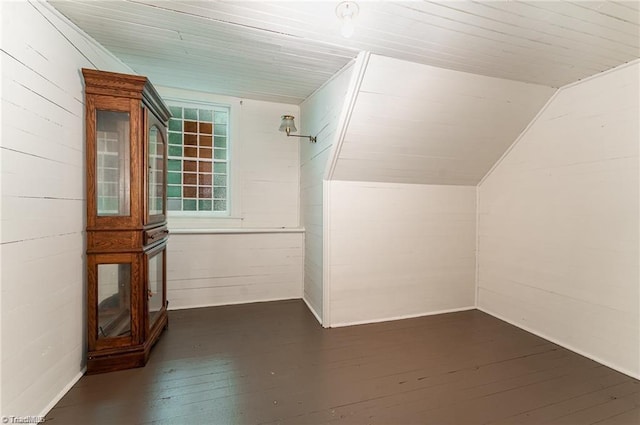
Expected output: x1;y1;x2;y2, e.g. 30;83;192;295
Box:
147;250;164;329
97;263;131;338
148;124;165;218
96;110;130;216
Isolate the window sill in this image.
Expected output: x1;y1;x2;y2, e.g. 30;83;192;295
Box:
169;228;305;235
168;215;243;230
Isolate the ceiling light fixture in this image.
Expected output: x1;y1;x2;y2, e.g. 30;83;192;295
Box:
279;115;316;143
336;1;359;38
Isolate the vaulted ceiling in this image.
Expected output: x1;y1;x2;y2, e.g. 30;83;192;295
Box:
51;0;639;104
333;54;556;185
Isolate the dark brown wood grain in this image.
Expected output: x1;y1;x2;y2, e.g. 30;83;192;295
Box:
83;69;170;374
87;230;142;253
47;301;640;424
142;108;168;227
87;95;138;230
143;241;169;342
89;252;136;353
130;97;143;228
85;94;97;230
143;226;169;246
82;68;147;100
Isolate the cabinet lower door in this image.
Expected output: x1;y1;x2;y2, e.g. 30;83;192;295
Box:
146;244;166;333
89;253;140;351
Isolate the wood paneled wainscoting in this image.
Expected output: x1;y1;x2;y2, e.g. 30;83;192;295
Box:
46;300;639;424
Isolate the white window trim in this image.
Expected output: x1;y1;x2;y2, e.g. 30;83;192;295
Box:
159;90;243;229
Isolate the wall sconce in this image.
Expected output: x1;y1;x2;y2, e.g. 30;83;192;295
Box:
279;115;316;143
336;1;359;38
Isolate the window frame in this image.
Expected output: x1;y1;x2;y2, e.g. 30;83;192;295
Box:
164;98;234;218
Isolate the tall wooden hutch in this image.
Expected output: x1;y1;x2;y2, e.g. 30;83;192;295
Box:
83;68;171;373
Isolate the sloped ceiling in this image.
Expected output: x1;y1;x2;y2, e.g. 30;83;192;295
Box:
50;0;637;186
332;54;556;185
51;1;639;104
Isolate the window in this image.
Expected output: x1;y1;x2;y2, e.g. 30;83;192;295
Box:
166;104;229;213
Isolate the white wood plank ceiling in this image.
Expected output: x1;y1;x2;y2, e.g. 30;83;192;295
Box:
51;1;639;105
334;54;556;185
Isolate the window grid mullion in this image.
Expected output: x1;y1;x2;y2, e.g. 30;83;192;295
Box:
166;104;229;214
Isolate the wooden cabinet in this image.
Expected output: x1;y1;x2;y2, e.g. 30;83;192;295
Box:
82;68;171;374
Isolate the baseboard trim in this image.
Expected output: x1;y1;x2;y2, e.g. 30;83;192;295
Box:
39;367;86;418
477;306;640;380
167;296;300;311
330;306;476;328
302;295;323;326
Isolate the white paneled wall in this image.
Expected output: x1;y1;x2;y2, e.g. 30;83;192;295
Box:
155;88;303;310
4;4;637;421
327;181;477;326
1;1;133;417
167;232;303;309
478;62;640;378
156;86;300;230
238;99;300;228
299;62;355;323
333;54;555;185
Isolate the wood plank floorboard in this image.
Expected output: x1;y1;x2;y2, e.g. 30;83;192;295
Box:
45;300;640;424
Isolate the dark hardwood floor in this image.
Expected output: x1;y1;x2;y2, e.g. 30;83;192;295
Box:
46;300;640;424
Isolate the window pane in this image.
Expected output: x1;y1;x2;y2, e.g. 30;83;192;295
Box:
214;175;227;186
184;186;197;198
214;137;226;148
185;134;197;145
166;103;230;213
148;252;163;328
213;187;226;199
214;125;227;136
199;109;213;122
199;187;212;198
168;159;181;171
97;263;131;338
199;200;212;211
169;132;182;145
199;123;212;134
183;173;197;185
169;106;182;118
199;174;212;185
184;121;198;133
96;110;130;217
214;111;227;124
184;108;198;120
167;172;181;184
148;125;164;216
168;120;182;132
214;162;227;174
167;186;181;198
168;145;182;156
